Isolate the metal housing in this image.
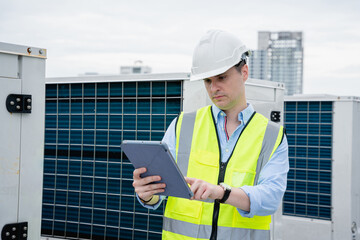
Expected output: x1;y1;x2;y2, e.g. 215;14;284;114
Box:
0;42;46;239
278;94;360;240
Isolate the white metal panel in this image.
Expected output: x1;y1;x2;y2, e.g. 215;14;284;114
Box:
183;80;211;112
0;54;18;78
272;206;285;240
281;216;332;240
18;56;46;240
332;101;353;239
352;101;360;239
0;77;22;227
0;42;47;59
0;43;46;240
332;100;360;239
183;78;285;120
246;84;275;102
247;79;284;124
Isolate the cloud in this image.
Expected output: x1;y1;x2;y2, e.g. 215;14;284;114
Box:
1;0;359;96
46;51;191;77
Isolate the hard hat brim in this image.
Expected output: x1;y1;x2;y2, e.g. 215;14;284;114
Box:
190;65;234;81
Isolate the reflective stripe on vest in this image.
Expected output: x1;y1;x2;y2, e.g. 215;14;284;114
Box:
254;120;281;185
163;217;270;240
176;110;197;176
164;106;283;240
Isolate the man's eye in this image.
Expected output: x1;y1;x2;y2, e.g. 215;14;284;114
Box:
204;79;211;83
218;75;226;80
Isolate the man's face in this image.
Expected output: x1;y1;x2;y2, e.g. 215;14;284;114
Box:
203;65;248;111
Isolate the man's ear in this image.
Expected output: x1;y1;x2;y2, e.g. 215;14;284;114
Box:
242;64;249;82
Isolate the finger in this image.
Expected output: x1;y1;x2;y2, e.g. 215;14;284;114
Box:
142;182;166;192
201;189;211;200
135;182;166;193
194;184;207;200
133;168;147;179
138;188;165;200
185;177;195;185
142;175;162;185
136;183;166;199
190;180;201;198
133;175;162;188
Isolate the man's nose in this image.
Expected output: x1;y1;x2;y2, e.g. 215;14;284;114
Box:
210;80;219;92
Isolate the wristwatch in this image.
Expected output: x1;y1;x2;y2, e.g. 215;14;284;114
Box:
217;182;232;203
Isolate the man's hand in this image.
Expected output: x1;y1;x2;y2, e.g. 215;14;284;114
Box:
185;177;224;201
133;168;166;202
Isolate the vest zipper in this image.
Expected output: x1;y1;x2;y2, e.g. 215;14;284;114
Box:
210;161;228;240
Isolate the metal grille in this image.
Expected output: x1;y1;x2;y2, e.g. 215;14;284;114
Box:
283;101;332;220
41;80;183;239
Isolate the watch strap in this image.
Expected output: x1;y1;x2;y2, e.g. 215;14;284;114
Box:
218;183;231;203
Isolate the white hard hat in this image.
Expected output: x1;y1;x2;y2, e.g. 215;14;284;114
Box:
190;30;249;81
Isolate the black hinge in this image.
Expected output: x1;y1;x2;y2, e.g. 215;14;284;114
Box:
1;222;28;240
270;111;281;122
6;94;32;113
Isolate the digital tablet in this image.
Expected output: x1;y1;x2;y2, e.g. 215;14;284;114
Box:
120;140;193;199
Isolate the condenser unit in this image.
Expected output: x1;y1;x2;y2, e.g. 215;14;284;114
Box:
0;42;46;239
278;94;360;240
42;74;284;240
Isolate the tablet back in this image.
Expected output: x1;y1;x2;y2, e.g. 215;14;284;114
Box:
121;140;193;199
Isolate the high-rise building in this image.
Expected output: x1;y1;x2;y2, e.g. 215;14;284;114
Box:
248;49;267;80
249;31;303;95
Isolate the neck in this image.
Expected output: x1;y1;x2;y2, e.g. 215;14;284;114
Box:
223;100;247;123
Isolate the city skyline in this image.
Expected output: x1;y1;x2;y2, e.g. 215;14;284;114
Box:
249;31;303;96
1;0;359;96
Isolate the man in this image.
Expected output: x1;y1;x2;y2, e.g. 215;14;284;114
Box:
132;30;289;240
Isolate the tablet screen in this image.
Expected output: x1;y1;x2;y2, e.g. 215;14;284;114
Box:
121;140;193;199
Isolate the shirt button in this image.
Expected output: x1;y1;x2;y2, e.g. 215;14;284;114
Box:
220;112;224;116
225;149;229;152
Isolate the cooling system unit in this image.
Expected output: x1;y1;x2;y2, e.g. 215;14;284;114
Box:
0;42;46;239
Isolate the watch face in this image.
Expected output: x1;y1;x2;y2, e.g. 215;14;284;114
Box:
220;183;231;190
218;183;232;203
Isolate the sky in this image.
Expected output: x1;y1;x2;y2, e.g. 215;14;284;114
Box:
1;0;359;96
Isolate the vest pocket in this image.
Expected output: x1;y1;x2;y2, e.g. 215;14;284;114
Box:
188;150;219;183
169;198;203;224
230;169;256;187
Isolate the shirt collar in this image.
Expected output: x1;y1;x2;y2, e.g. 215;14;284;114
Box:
212;103;255;125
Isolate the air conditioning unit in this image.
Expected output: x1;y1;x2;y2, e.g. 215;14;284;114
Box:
277;94;360;240
0;42;46;239
42;75;284;240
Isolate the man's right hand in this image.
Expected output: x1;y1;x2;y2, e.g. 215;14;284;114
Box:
132;167;166;202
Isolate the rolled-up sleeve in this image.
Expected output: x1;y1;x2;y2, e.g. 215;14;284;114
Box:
136;194;166;210
238;135;289;218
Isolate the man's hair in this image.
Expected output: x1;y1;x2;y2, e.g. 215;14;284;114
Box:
234;60;246;74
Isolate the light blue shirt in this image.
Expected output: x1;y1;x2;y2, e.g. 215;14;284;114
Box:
138;104;289;218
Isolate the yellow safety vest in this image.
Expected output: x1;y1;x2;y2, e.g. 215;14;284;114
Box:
162;106;284;240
